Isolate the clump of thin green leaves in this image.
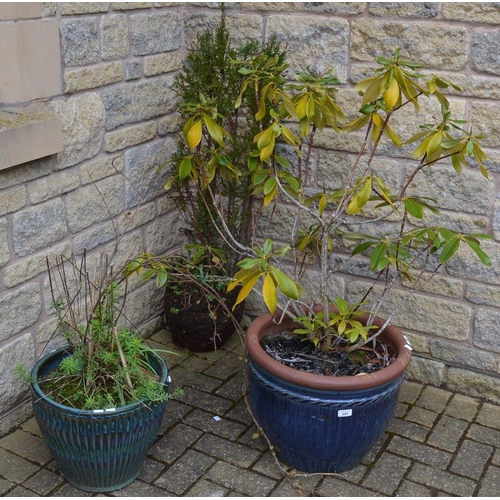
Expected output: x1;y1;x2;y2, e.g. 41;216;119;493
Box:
38;252;176;410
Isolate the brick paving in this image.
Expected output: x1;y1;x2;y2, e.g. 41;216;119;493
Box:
1;328;500;497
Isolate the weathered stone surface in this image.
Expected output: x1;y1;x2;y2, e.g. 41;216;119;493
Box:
12;199;67;257
429;339;497;371
351;20;468;70
60;3;108;15
0;336;34;415
144;51;181;76
72;221;118;255
402;356;445;386
447;367;500;405
104;121;157;152
102;75;176;130
402;272;463;299
60;18;99;66
266;15;349;79
474;309;500;353
3;241;72;288
101;13;129;60
471;102;500;148
125;59;143;80
130;11;182;56
50;93;105;169
405;164;492;215
348;281;472;339
65;175;124;232
124;137;175;208
157;112;180;136
112;2;152;10
80;155;124;184
472;31;500;76
64;62;124;93
443;3;500;24
27;169;79;204
304;2;365;14
145;211;184;255
0;218;9;266
125;280;164;327
369;3;438;17
466;283;500;307
0;155;55;190
243;2;300;10
0;186;26;216
0;283;41;340
119;202;156;232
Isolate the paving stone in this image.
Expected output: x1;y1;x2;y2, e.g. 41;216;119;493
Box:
225;400;254;425
155;450;216;495
362;452;411;495
406;406;439;427
194;433;260;467
0;430;53;465
185;478;229;497
204;352;245;379
158;399;191;434
0;448;40;483
216;371;246;400
361;432;389;465
386;417;429;442
271;474;322;497
493;448;500;466
184;409;248;440
137;458;165;482
316;476;378;497
23;469;64;495
427;416;468;452
450;439;493;479
415;386;453;413
388;436;452;468
393;401;409;418
112;480;169;497
407;463;476;496
181;388;234;415
444;393;480;421
169;367;223;393
204;461;277;496
396;480;434;497
149;423;203;464
238;427;270;452
477;402;500;430
0;479;14;495
251;453;286;480
479;465;500;497
51;482;92;497
468;423;500;447
5;486;40;497
399;380;424;403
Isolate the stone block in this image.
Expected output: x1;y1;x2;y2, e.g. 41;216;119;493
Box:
266;15;349;80
119;202;156;232
72;221;118;255
0;335;34;413
0;218;9;266
474;309;500;353
0;186;26;216
80;155;124;184
0;447;40;483
0;283;41;341
477;402;500;430
65;175;124;232
64;62;124;93
60;3;109;15
242;2;299;10
443;3;500;23
12;198;67;257
368;3;438;17
50;93;105;169
471;102;500;148
351;20;468;70
101;13;128;60
157;112;180;136
402;272;463;299
28;169;79;204
130;11;181;56
102;75;176;130
407;463;476;496
0;155;55;191
429;339;497;372
472;31;500;76
3;240;72;288
104;121;157;152
125;59;142;80
451;439;493;480
362;452;411;495
304;2;365;14
125;280;164;328
446;367;500;405
124;137;176;208
144;51;181;76
60;17;99;66
145;211;184;255
112;2;152;9
404;356;445;386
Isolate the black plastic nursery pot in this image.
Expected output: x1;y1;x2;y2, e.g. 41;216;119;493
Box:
165;285;245;352
246;310;412;473
30;347;170;493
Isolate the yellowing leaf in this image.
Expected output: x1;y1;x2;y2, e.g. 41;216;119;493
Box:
262;273;278;314
187;120;203;150
383;77;400;111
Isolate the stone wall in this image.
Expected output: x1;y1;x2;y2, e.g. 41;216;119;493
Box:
1;2;500;434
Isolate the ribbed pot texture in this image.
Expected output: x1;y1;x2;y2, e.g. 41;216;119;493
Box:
246;310;412;473
30;347;170;492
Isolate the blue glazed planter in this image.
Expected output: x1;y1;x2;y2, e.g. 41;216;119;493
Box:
30;347;170;492
246;310;412;473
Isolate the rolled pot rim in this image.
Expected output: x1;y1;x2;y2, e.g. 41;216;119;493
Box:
245;310;412;391
30;346;169;415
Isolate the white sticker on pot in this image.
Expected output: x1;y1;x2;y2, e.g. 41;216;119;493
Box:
338;409;353;418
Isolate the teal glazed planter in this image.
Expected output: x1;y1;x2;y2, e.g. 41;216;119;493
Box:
30;347;170;492
246;310;412;473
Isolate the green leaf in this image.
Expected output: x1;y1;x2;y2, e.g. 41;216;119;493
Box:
156;270;168;288
204;115;225;147
439;236;460;264
464;238;491;266
370;242;387;271
271;267;300;300
178;157;192;180
404;197;425;219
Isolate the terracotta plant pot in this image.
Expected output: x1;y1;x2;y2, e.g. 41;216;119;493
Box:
164;284;244;352
245;309;412;473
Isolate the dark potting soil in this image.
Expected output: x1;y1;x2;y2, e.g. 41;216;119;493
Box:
261;332;396;377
